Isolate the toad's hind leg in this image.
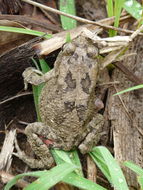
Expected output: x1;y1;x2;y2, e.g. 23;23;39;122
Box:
14;122;54;169
78;114;104;154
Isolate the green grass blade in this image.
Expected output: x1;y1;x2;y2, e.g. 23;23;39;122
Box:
106;0;114;36
32;85;42;121
4;164;77;190
90;146;129;190
52;149;75;164
30;59;42;121
138;176;143;190
107;0;114;17
123;0;143;20
4;171;49;190
59;0;77;30
51;149;83;177
63;172;107;190
90;150;112;182
124;161;143;176
124;161;143;189
39;59;50;73
113;0;125;36
51;150;107;190
106;0;125;36
66;32;72;42
31;59;50;121
31;58;40;70
0;26;52;38
70;150;83;176
24;163;77;190
114;84;143;96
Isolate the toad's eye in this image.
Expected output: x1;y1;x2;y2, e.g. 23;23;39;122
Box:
63;43;76;55
87;46;98;58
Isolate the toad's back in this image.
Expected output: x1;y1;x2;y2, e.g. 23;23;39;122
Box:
39;36;99;144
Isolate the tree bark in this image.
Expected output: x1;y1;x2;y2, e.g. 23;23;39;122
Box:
108;36;143;189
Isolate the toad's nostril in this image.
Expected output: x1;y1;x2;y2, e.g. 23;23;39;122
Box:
63;43;76;55
87;46;98;58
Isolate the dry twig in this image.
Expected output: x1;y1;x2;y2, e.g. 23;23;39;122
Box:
0;130;16;171
0;92;32;105
0;171;29;188
21;0;141;35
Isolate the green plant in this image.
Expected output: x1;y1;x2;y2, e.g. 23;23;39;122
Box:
123;0;143;23
6;146;143;190
59;0;77;30
0;26;52;38
3;147;126;190
107;0;125;36
124;161;143;189
114;84;143;96
106;0;143;36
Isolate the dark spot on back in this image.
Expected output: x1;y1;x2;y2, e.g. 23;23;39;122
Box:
81;73;91;94
81;56;84;62
65;71;76;91
67;53;78;64
73;53;78;60
76;104;86;121
64;101;75;112
67;58;72;64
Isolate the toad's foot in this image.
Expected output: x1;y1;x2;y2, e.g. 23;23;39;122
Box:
23;67;55;89
14;138;53;169
79;113;104;154
14;122;55;169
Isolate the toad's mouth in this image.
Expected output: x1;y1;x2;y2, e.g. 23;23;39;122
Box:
39;135;54;147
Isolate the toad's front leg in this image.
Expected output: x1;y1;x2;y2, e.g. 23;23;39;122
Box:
79;114;104;154
22;67;55;88
14;122;54;169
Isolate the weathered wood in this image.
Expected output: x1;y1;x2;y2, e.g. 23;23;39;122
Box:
0;37;41;129
0;0;21;14
108;36;143;189
0;15;61;32
0;37;41;99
